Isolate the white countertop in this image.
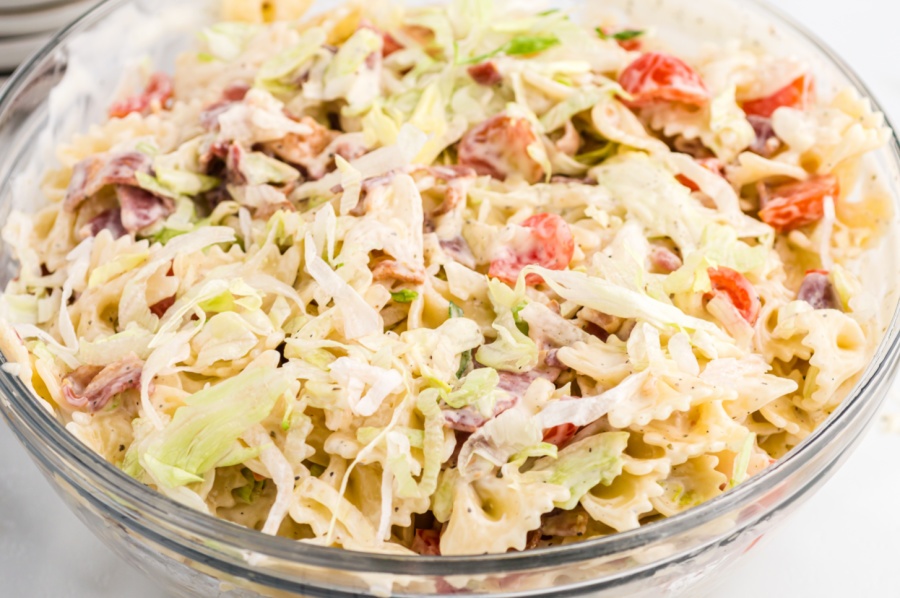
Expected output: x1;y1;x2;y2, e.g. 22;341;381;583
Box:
2;0;900;596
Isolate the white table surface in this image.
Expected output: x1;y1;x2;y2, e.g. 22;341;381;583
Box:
2;0;900;596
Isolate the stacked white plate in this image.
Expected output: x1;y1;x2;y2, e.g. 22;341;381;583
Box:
0;0;98;73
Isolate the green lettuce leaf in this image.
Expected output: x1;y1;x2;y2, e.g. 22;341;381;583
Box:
532;431;629;509
139;367;290;488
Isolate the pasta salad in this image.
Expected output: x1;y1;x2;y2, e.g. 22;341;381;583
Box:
0;0;892;556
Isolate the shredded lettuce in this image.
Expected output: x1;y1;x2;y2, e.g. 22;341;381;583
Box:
199;22;258;61
255;27;326;93
87;252;149;288
136;367;289;487
532;431;629;509
475;311;539;372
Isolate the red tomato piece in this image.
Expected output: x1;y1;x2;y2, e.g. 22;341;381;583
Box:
458;115;545;183
743;75;813;119
543;423;578;448
108;72;174;119
758;175;839;233
489;213;575;286
675;157;725;192
705;266;761;325
618;52;711;107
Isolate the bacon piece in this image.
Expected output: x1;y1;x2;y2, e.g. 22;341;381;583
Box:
555;121;582;157
524;529;542;550
116;185;175;233
747;115;781;158
254;199;296;221
222;81;250;102
149;295;176;318
64;151;153;211
442;368;561;433
439;237;476;269
498;367;561;395
108;72;174;119
443;396;518;433
382;33;404;57
262;117;339;177
649;246;683;273
672;136;714;160
61;354;143;412
372;260;426;285
541;509;588;537
550;175;597;185
458;115;545;183
428;166;476;217
412;529;442;556
467;61;503;86
79;208;127;240
798;271;841;311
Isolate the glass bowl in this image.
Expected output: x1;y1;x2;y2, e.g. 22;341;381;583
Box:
1;0;899;596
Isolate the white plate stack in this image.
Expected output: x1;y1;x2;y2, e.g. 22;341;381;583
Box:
0;0;98;76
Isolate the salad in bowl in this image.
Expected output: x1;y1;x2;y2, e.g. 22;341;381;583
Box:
0;0;892;559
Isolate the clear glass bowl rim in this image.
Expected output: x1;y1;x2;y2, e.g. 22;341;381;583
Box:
1;0;900;579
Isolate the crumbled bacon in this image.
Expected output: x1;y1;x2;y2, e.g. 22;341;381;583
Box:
226;143;248;185
149;296;176;318
550;175;597;185
467;61;503;86
412;529;442;556
458;115;545;183
672;136;714;160
649;246;683;273
108;72;174;119
439;237;476;269
443;367;561;432
524;529;542;550
79;208;126;240
64;151;153;211
262;117;339;177
117;185;175;233
372;260;426;285
555;121;582;157
443;396;518;433
429;167;476;217
382;32;404;57
61;354;143;412
498;367;561;395
222;81;250;102
254;199;297;221
541;509;588;537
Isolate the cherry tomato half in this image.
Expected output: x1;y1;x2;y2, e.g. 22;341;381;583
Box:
489;213;575;286
458;115;545;183
743;75;813;119
758;175;839;233
619;52;711;107
706;266;761;325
